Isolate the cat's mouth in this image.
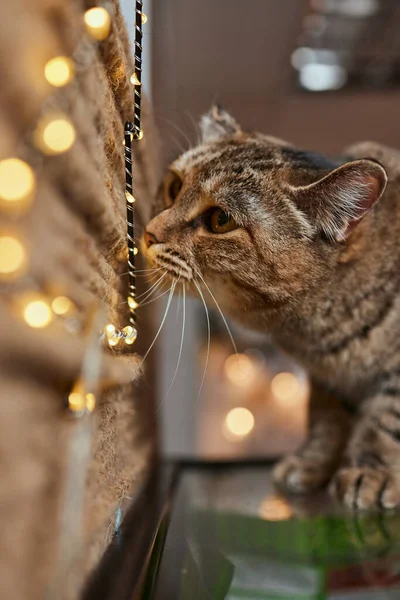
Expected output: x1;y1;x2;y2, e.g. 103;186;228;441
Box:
147;247;193;282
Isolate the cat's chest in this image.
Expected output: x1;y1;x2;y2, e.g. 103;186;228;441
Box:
275;310;400;402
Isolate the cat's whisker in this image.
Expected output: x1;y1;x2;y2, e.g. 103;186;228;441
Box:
118;273;167;307
169;134;186;155
118;267;164;280
194;280;211;405
176;287;182;322
195;270;238;355
184;110;201;146
156;282;186;414
138;283;176;308
141;280;177;366
156;115;193;152
133;267;164;274
134;272;168;302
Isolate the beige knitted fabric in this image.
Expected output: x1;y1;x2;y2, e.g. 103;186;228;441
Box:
0;0;160;598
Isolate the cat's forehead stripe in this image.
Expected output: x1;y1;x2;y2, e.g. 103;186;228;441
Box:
174;140;281;176
174;145;224;171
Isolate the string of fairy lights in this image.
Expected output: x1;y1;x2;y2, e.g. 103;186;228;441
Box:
0;3;146;415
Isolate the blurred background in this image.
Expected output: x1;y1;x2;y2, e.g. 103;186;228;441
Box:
124;0;400;461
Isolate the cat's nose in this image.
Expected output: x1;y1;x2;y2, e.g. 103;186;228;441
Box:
144;230;160;248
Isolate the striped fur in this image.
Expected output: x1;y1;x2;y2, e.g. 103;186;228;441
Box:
144;106;400;510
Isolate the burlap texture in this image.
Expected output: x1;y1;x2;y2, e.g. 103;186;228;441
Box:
0;0;160;598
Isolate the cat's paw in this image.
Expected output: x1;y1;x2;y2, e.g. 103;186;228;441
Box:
273;454;333;494
330;467;400;510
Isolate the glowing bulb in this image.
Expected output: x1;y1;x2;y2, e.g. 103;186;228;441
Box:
44;56;75;87
68;380;96;413
122;325;137;345
134;247;139;255
22;296;53;328
125;191;135;203
104;323;119;346
127;296;139;310
34;114;76;155
0;235;27;279
130;72;141;86
68;390;86;412
123;133;133;145
0;159;35;211
271;372;301;406
141;12;147;24
84;7;111;40
137;129;144;140
86;392;96;412
223;407;254;441
224;353;257;387
51;295;73;315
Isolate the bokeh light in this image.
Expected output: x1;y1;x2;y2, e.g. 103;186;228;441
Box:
51;296;73;315
271;372;301;406
84;7;111;41
68;390;86;412
35;115;76;155
44;56;75;87
86;392;96;412
22;295;53;329
0;159;35;211
223;407;255;441
0;235;27;279
224;353;258;387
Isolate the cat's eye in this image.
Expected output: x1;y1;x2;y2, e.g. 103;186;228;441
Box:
165;173;183;206
208;208;238;234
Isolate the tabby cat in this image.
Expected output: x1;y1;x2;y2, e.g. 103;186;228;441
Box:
143;104;400;510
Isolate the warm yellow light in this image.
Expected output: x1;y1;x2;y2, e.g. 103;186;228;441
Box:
44;56;75;87
130;72;141;86
0;159;35;211
141;12;147;24
68;390;86;412
51;295;73;315
104;323;119;346
0;235;27;279
134;247;139;256
122;133;133;145
259;496;292;521
68;380;96;413
137;129;144;140
35;115;76;155
84;7;111;40
125;191;135;203
86;392;96;412
224;353;257;387
122;324;137;345
127;296;139;310
271;372;301;405
23;297;53;328
223;407;254;440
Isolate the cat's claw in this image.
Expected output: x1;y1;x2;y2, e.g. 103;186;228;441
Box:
273;455;333;494
330;467;400;510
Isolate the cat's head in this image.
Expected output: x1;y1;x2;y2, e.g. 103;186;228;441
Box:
142;105;387;329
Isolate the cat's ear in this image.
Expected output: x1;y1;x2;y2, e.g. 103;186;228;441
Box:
291;159;387;242
200;104;241;143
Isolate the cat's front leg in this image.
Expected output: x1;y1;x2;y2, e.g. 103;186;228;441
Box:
331;394;400;510
273;382;351;494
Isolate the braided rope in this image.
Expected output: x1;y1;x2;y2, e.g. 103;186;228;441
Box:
124;0;143;328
